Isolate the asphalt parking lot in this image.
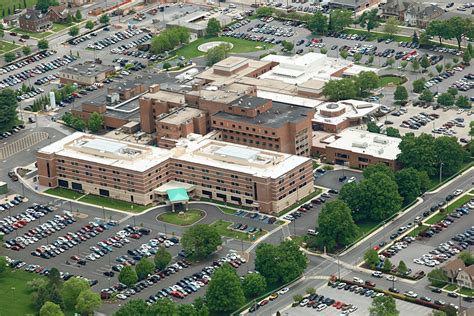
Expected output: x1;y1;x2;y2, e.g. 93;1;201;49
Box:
381;104;472;140
313;169;363;190
287;285;434;316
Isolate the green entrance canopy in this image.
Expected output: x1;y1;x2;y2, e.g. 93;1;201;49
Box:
167;188;189;203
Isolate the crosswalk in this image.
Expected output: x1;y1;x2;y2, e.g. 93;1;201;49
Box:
0;132;48;159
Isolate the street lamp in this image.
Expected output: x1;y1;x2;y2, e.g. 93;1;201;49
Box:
439;162;444;184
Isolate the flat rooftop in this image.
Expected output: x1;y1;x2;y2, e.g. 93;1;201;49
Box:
326;129;401;160
186;84;250;104
142;90;185;105
158;107;203;125
60;63;114;76
257;91;323;109
213;101;313;128
39;133;310;178
231;95;268;109
313;100;381;125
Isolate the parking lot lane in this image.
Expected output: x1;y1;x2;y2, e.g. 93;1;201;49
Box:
313;169;363;190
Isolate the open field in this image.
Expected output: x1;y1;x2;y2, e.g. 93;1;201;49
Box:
157;209;205;225
174;36;272;59
0;269;41;315
0;40;21;54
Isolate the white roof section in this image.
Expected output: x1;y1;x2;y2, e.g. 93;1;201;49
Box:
39;132;310;179
327;129;401;160
313;100;382;125
260;52;375;85
256;91;323;109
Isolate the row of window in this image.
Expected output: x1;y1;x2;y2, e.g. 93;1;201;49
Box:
213;121;277;136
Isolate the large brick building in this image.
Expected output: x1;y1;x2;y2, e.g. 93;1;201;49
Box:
19;9;52;33
37;133;314;214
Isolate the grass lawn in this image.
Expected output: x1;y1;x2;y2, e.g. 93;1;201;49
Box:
275;220;285;225
12;28;53;39
52;22;76;33
470;190;474;194
78;194;151;213
379;75;405;87
344;28;413;43
278;188;323;216
157;209;205;225
0;0;36;18
426;194;472;224
45;187;82;200
408;224;429;237
312;161;319;170
174;36;273;59
0;269;42;315
210;219;266;241
0;40;21;54
459;287;474;296
355;220;380;239
444;284;457;291
218;206;237;215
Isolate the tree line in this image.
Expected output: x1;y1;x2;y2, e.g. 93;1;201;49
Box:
150;27;190;55
61;111;103;133
322;71;379;101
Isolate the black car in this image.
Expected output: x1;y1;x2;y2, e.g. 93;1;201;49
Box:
389;287;400;293
338;175;347;182
431;288;442;293
447;292;458;298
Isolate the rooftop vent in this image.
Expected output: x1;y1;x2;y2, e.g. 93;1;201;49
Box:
352;142;368;149
374;137;388;144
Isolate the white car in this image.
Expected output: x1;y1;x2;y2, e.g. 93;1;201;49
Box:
453;189;463;196
413;258;424;265
372;271;383;278
405;291;418;298
386;275;397;281
299;299;309;307
353;277;364;284
278;287;289;295
347;176;357;183
316;304;327;311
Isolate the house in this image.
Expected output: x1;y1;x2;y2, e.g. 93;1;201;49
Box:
382;0;411;20
48;5;69;23
442;259;466;283
457;265;474;290
18;8;52;32
404;3;444;28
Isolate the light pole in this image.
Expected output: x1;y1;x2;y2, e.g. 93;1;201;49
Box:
439;162;444;184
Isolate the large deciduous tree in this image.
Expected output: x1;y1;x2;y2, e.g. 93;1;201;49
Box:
61;277;89;309
329;9;353;32
135;258;155;280
181;224;222;260
308;11;328;34
0;89;18;133
206;18;221;37
40;302;64;316
206;263;245;313
75;289;101;315
369;295;399;316
315;199;359;251
118;266;138;287
242;273;267;299
358;9;380;33
154;247;172;270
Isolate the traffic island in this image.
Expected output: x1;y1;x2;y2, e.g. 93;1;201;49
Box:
156;209;205;226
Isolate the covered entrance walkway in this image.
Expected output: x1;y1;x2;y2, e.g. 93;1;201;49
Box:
154;181;195;211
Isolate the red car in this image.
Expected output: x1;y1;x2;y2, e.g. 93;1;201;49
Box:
259;299;269;306
171;291;185;299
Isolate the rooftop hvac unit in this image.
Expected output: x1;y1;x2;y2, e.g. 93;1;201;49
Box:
352;142;368;149
378;148;384;154
374;136;388;144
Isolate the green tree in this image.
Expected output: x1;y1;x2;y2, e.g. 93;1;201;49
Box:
206;44;228;66
367;121;380;133
447;87;458;96
398;134;437;175
0;89;18;133
420;56;431;71
437;92;455;106
87;112;103;132
38;39;49;50
426;20;450;45
242;273;267;299
463;49;471;65
436;136;466;175
206;18;221;37
358;9;380;33
71;116;86;131
75;9;82;20
355;71;379;96
61;277;89;308
386;57;395;67
382;259;392;272
181;224;221;260
383;17;399;36
75;289;101;315
458;251;474;265
4;52;15;63
69;26;79;37
368;55;375;65
412;78;425;93
419;89;434;103
147;299;177;315
362;163;394;180
36;0;59;12
393;85;408;104
411;59;420;73
316;199;359;251
85;20;94;30
178;304;198;316
308;11;328;34
206;263;245;313
329;9;353;32
386;127;401;138
339;49;348;59
65;13;72;24
40;302;64;316
369;295;399;316
396;167;422;204
34;284;63;310
135;258;155;280
322;78;357;101
255;240;307;284
281;40;294;52
427;268;448;287
113;299;148;316
364;249;380;269
0;256;7;273
447;16;471;49
456;95;471;109
398;260;408;275
435;64;443;74
441;305;457;316
47;268;61;286
256;7;273;17
118;266;138;287
22;46;32;56
99;14;110;24
163;62;172;70
400;60;408;70
320;47;328;54
154;247;172;270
